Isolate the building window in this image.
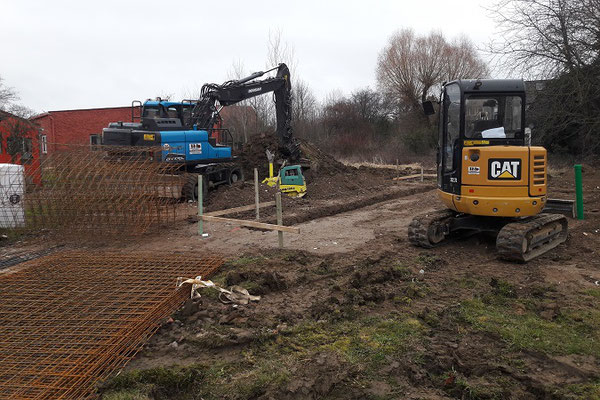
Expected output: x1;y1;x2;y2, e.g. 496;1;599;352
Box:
90;134;100;150
41;134;48;154
22;138;33;164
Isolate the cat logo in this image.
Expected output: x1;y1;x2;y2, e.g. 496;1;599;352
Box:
489;159;521;180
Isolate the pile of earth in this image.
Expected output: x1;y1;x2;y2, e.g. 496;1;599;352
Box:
207;134;421;214
235;134;349;180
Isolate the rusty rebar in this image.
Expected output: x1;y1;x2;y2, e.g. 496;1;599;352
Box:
0;144;186;242
0;251;224;399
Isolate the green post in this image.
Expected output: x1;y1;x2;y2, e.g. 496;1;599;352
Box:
574;164;584;220
198;174;204;234
276;192;283;248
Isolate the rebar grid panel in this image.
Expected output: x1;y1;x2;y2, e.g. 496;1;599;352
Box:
0;145;186;241
0;251;224;399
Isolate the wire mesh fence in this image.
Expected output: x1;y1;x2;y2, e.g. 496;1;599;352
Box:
0;251;224;399
0;145;187;241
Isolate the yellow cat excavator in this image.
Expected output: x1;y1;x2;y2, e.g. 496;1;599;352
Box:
408;79;568;262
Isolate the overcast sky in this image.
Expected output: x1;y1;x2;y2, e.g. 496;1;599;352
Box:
1;0;498;113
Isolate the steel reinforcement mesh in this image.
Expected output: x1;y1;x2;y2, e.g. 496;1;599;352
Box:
0;252;224;399
0;145;185;241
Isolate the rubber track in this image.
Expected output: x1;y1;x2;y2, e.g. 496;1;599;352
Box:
496;213;568;262
408;209;456;248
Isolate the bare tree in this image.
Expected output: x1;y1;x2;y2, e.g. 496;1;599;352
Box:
376;29;489;113
292;78;317;123
488;0;599;77
266;28;298;73
0;76;18;112
488;0;600;155
0;76;36;119
225;59;263;144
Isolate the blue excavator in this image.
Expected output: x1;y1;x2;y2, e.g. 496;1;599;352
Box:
102;64;301;200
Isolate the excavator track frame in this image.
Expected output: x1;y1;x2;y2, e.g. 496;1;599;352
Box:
408;210;568;262
408;210;455;248
496;213;568;262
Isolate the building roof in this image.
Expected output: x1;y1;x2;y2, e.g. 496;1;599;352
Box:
0;109;40;128
31;106;135;120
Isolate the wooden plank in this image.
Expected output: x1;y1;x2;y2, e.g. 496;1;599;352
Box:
392;173;436;181
201;215;300;233
205;201;276;217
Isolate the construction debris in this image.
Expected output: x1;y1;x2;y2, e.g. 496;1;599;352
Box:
177;276;261;304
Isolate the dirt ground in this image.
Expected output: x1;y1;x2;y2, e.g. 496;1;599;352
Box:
89;162;600;399
2;152;599;399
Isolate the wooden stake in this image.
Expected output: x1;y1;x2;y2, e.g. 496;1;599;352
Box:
276;192;283;248
396;158;399;180
254;168;260;220
420;164;424;182
198;174;203;235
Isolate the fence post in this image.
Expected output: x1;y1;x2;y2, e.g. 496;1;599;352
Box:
198;174;203;235
574;164;584;220
276;192;283;248
254;168;260;220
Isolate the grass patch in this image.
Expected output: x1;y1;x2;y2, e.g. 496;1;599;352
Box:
583;288;600;298
101;360;291;400
415;253;444;268
441;370;510;399
223;256;264;268
101;365;205;399
460;298;600;356
552;380;600;399
272;316;425;370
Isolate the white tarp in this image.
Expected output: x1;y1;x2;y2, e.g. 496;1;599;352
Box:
0;163;25;228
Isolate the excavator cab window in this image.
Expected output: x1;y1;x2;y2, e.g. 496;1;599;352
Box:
144;108;159;119
443;84;461;173
167;106;179;119
465;95;523;139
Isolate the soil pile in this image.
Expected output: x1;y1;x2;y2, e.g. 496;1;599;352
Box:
208;134;422;215
236;134;350;179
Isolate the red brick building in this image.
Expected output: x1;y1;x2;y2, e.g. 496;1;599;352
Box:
0;110;41;184
30;104;258;155
31;106;138;155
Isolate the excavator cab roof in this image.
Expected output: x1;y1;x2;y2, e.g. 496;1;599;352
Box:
447;79;525;94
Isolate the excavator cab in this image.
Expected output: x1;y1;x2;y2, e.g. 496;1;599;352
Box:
410;79;568;262
430;79;543;216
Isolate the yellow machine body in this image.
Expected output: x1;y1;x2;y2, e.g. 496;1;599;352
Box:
262;162;307;198
438;145;547;217
262;162;279;187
